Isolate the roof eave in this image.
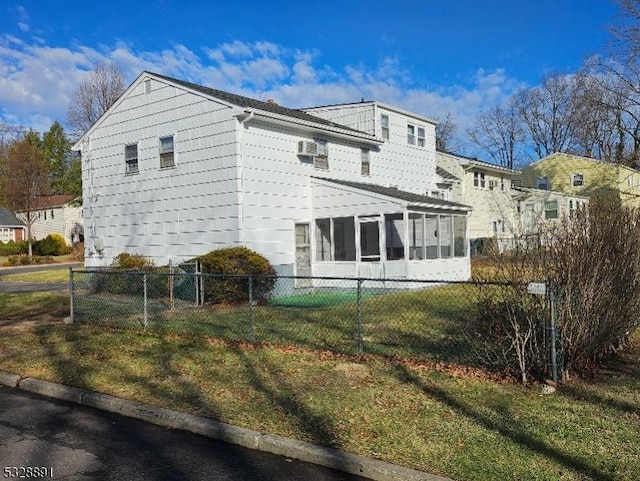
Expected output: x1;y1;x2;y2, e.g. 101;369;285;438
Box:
241;109;382;145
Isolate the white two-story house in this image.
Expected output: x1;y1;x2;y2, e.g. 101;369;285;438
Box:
73;72;471;282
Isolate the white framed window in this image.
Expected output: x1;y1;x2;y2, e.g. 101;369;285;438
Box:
544;200;558;219
417;127;425;147
361;148;370;175
314;139;329;170
125;143;139;174
501;177;506;191
571;173;584;188
159;135;175;168
0;228;12;243
407;124;416;145
474;171;486;188
536;176;549;190
381;114;389;140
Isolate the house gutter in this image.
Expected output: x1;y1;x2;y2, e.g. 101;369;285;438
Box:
236;111;255;245
240;109;382;146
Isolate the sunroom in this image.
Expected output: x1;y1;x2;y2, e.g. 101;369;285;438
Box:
310;178;472;282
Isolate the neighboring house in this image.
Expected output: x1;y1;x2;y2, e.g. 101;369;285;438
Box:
519;152;640;206
436;151;519;250
512;187;589;238
0;207;25;243
436;151;588;251
72;71;472;282
17;195;83;245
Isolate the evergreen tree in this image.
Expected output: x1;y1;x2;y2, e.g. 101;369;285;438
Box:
42;121;72;194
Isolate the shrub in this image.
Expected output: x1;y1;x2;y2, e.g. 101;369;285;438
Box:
543;198;640;378
0;240;28;256
33;234;72;256
89;252;168;298
474;198;640;382
196;246;276;304
111;252;155;270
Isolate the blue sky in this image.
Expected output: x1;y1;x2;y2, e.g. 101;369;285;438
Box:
0;0;620;151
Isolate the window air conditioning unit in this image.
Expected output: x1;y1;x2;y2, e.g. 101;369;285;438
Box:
297;140;318;156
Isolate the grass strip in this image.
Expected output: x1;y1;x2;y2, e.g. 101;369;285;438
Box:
1;288;639;480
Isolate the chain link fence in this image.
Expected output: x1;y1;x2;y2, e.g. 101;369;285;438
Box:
69;268;557;376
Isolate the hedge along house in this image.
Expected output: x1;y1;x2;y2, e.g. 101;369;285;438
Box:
72;72;472;283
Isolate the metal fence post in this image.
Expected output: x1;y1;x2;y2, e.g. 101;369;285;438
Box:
143;273;148;331
195;261;200;306
548;279;558;384
69;267;74;324
356;278;363;355
169;261;175;310
248;275;255;342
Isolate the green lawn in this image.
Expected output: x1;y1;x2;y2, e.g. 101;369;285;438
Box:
1;288;639;480
72;284;479;363
1;268;71;283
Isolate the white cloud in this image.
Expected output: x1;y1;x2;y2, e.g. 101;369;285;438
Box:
0;35;524;147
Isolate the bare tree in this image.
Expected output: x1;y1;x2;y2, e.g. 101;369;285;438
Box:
0;138;49;256
435;112;460;152
516;73;580;158
67;61;126;138
578;56;640;166
610;0;640;57
467;98;525;169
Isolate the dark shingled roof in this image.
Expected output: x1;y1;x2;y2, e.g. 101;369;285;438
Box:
314;178;471;210
149;72;369;136
436;166;460;182
0;207;25;227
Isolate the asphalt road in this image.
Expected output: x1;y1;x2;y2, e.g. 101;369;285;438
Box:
0;263;80;293
0;386;370;481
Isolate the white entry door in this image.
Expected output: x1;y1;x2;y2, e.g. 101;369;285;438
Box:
295;223;312;287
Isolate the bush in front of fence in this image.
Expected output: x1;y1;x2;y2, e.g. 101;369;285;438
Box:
196;246;276;304
473;281;548;385
89;253;169;298
475;197;640;382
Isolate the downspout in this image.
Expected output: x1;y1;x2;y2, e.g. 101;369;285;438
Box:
237;111;255;245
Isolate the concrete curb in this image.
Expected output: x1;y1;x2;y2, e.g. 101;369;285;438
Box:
0;371;20;388
0;371;450;481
